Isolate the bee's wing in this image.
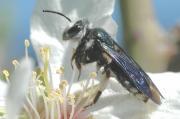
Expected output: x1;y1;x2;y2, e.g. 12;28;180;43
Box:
101;43;163;104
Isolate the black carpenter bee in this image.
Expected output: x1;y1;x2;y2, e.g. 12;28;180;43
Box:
43;10;164;105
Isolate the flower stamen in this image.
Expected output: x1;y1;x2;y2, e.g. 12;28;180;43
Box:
26;96;40;119
68;94;76;119
24;39;30;59
40;47;51;96
59;80;68;119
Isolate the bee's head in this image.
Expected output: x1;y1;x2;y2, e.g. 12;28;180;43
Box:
43;10;89;41
63;19;89;40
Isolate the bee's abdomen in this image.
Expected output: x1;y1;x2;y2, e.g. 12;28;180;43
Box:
119;77;149;102
110;62;149;102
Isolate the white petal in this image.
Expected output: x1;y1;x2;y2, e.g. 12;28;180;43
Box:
6;58;34;119
93;113;119;119
148;72;180;119
89;72;180;119
31;0;116;88
92;15;117;39
0;81;7;107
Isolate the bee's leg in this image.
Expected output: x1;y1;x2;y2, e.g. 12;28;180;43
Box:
93;67;111;104
93;91;102;104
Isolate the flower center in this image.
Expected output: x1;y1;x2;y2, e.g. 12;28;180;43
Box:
0;39;98;119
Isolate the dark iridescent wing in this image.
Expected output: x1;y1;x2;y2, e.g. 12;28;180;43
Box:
100;42;163;104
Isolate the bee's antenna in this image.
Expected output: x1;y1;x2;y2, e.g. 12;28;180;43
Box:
43;10;71;22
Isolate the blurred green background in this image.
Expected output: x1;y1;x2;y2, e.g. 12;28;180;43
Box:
0;0;180;72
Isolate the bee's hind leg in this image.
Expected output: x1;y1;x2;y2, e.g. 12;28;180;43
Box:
92;66;111;104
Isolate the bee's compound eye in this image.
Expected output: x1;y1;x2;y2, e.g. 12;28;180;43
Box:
67;25;82;35
63;25;83;40
63;20;87;40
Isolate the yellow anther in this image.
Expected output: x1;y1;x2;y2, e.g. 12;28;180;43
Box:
24;39;30;48
12;59;19;69
40;47;50;56
12;59;19;66
32;71;37;77
32;71;37;80
68;94;75;104
51;89;64;103
55;89;62;94
89;72;97;79
56;67;65;75
40;48;45;61
49;91;60;99
43;47;50;54
59;80;68;91
2;70;10;80
40;47;50;61
2;70;9;78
